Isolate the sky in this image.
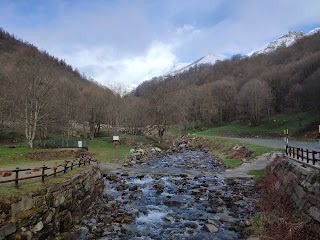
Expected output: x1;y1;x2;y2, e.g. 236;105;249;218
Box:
0;0;319;90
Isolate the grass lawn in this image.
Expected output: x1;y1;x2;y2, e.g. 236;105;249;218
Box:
87;134;155;163
189;112;319;137
0;166;92;200
0;133;153;197
192;134;281;168
248;169;266;182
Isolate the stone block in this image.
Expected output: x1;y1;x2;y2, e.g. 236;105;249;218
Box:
293;184;306;199
297;166;312;176
11;196;34;216
307;206;320;222
0;223;16;239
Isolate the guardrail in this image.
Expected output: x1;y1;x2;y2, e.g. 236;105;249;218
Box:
0;157;97;189
285;145;320;166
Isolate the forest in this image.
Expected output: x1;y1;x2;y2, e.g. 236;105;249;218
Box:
1;28;320;148
129;31;320;129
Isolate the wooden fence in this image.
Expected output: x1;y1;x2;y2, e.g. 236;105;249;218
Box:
285;145;320;167
0;157;97;189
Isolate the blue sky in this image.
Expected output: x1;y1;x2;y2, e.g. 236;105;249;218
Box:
0;0;319;89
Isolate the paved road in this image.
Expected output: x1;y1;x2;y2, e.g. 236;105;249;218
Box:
220;137;320;151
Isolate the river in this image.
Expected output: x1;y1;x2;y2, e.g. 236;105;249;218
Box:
76;150;257;240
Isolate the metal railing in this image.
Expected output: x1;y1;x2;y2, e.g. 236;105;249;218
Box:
285;145;320;166
0;157;97;189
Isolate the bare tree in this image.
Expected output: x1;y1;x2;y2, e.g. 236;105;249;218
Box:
237;79;273;126
20;54;55;148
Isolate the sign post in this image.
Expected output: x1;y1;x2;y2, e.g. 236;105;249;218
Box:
284;129;289;147
318;125;320;149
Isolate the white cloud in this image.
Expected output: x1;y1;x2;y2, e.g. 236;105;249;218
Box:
58;42;177;86
0;0;319;88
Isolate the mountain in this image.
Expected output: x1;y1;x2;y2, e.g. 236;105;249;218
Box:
167;53;227;76
248;27;320;56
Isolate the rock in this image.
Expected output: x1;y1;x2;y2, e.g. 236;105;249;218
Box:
191;189;201;195
11;196;35;216
184;221;198;229
164;216;175;221
32;221;44;233
163;200;183;207
202;223;219;233
153;183;164;192
129;185;138;191
201;183;209;187
105;175;118;181
0;223;17;238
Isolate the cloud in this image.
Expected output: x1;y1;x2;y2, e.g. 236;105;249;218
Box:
0;0;319;87
58;41;177;86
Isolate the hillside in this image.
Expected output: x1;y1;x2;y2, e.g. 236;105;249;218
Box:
128;31;320;131
0;28;118;148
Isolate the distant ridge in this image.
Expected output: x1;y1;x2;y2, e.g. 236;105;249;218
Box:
248;27;320;56
167;53;227;76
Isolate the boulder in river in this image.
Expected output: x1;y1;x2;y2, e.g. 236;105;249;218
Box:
202;223;219;233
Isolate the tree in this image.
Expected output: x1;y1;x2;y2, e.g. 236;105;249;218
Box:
20;54;55;148
237;79;273;126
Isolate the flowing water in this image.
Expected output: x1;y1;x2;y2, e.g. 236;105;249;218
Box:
77;150;257;240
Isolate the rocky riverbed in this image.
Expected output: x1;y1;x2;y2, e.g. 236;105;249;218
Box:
72;149;258;240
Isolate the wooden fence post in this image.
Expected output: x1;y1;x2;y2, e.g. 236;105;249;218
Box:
306;149;309;163
41;165;46;183
312;151;316;165
63;161;67;174
289;147;292;156
53;162;57;177
15;168;19;189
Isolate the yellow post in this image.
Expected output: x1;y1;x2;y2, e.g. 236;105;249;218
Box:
286;129;289;135
318;125;320;133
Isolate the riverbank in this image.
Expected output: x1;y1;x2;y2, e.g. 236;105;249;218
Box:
77;149;258;239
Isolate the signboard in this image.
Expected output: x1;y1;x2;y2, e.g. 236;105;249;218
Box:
113;136;120;141
78;141;83;148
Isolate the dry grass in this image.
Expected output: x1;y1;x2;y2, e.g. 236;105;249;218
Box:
249;159;317;240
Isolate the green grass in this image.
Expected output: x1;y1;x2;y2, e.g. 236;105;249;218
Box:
0;145;35;155
0;166;91;199
248;169;266;182
87;138;132;163
87;134;155;163
0;133;152;197
189;112;319;137
191;134;281;169
222;159;243;168
199;135;280;155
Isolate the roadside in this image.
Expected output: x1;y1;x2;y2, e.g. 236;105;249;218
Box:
222;151;281;178
219;136;320;151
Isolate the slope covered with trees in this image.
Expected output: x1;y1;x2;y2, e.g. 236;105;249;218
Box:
1;28;320;148
126;32;320;129
0;28;118;147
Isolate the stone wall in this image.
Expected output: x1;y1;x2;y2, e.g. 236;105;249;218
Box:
268;158;320;235
0;166;104;240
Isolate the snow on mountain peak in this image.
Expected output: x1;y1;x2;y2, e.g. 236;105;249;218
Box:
306;27;320;36
248;27;320;56
167;53;227;76
248;31;304;56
